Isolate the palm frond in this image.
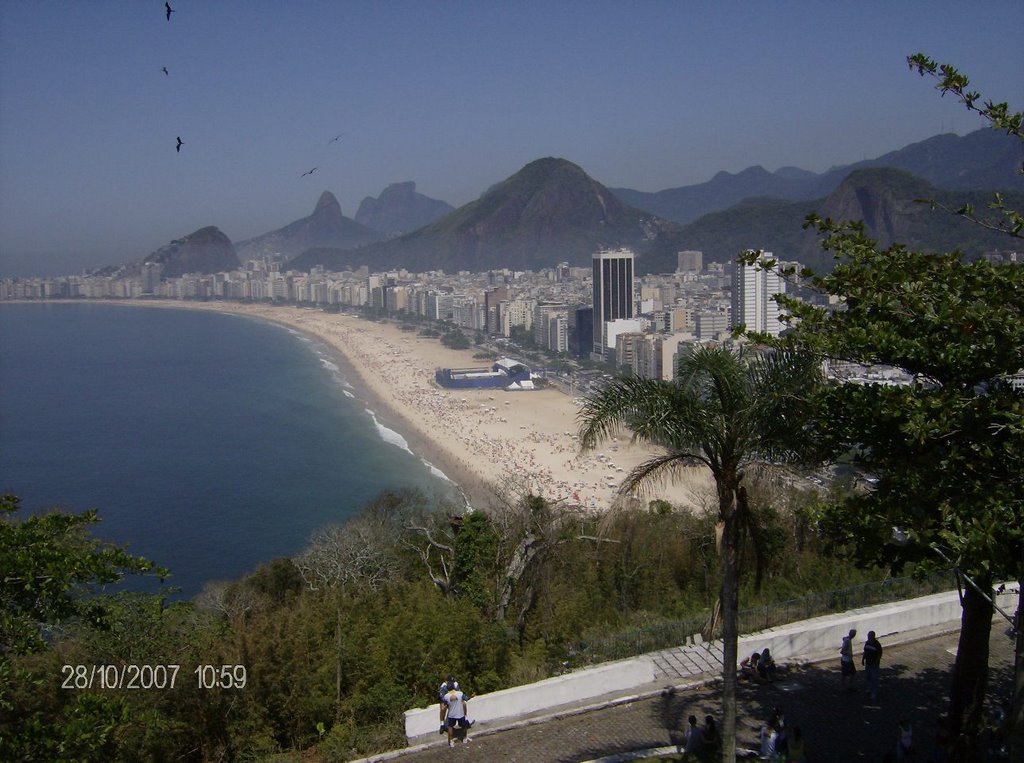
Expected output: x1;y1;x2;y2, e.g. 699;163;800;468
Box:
616;450;712;499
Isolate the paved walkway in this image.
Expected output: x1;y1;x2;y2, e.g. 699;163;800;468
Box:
651;634;723;683
361;622;1015;762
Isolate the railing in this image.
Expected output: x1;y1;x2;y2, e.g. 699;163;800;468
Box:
564;570;955;668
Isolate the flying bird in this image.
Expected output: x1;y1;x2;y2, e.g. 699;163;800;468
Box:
165;2;175;21
161;66;169;76
176;136;185;153
301;167;318;177
328;133;345;144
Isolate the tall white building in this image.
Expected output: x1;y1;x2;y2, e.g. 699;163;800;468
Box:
592;248;635;357
731;257;785;337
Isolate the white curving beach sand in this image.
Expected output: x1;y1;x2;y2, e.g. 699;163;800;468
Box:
124;300;713;512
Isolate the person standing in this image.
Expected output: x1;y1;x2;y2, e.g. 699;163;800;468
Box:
786;725;806;763
682;714;704;755
442;686;472;747
702;715;720;754
438;675;459;733
840;628;857;690
760;720;780;760
862;630;883;702
895;719;914;760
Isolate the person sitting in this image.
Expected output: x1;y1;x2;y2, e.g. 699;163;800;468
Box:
758;648;778;683
740;651;762;681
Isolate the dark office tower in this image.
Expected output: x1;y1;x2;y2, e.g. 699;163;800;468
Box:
572;307;594;359
592;248;635;357
484;285;509;335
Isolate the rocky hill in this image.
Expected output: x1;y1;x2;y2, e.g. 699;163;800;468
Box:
235;191;383;262
141;226;238;278
614;128;1024;225
289;158;680;273
354;182;454;236
639;167;1024;275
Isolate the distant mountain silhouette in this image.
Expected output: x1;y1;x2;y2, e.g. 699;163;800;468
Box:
235;191;383;262
289;158;681;273
613;128;1024;225
141;226;238;278
354;182;454;236
639;167;1024;275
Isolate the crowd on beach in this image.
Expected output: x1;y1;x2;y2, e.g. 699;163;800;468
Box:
291;312;699;512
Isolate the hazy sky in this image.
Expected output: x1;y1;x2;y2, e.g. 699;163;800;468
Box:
1;1;1021;278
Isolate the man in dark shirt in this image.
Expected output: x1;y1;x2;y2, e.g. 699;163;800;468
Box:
862;630;883;702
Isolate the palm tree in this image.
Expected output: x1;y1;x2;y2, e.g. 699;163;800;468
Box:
578;344;822;762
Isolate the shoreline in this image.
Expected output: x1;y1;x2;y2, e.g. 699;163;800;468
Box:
9;299;713;512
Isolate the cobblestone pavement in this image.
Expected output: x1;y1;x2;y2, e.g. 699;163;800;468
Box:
370;624;1015;762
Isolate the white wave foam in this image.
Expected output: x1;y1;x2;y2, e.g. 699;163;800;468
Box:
422;459;453;483
363;410;454;486
365;408;414;455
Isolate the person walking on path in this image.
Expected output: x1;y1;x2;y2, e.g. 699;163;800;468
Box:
862;630;883;702
442;686;472;747
840;628;857;691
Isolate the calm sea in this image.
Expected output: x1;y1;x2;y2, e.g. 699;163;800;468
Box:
0;302;452;598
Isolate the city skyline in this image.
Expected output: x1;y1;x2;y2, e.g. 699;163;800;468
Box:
1;1;1021;278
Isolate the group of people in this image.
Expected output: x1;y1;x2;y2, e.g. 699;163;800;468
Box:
437;674;473;748
740;646;778;683
839;628;884;702
758;706;807;762
679;713;719;757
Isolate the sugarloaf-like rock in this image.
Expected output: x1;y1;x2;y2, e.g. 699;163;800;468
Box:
235;191;383;262
355;182;454;236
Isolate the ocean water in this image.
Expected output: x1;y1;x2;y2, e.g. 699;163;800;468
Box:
0;302;453;598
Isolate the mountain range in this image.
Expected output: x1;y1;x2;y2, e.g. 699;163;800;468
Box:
611;129;1024;225
131;128;1023;279
290;158;678;273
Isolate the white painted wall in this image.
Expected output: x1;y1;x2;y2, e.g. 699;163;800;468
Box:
404;657;655;739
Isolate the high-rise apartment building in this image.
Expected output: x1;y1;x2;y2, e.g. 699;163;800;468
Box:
484;286;509;335
731;257;785;337
592;248;635;357
677;250;703;273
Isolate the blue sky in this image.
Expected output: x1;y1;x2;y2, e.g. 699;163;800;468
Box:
1;1;1021;277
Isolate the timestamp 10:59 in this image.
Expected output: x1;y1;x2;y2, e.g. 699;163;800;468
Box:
195;664;247;689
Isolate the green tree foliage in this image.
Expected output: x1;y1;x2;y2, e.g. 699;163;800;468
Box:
0;494;166;656
440;328;470;349
2;483;880;761
577;345;823;762
737;56;1023;759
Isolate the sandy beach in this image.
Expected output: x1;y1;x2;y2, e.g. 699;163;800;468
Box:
122;300;713;512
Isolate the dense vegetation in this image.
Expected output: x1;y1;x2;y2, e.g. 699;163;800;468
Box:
2;478;880;761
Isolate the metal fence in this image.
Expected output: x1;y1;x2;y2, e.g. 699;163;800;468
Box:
564;570;954;668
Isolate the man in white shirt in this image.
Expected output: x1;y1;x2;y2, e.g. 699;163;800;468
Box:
443;687;472;747
438;675;458;733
